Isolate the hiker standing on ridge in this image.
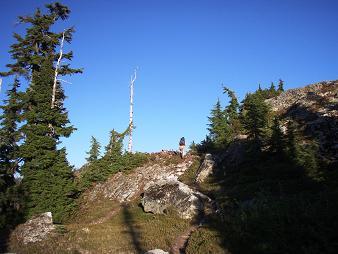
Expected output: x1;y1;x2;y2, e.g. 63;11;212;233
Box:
179;137;185;159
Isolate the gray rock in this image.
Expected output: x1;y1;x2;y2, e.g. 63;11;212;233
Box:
141;179;208;219
85;159;195;204
196;153;215;183
12;212;55;244
266;80;338;162
144;249;169;254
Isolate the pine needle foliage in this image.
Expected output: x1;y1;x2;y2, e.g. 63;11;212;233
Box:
1;2;82;223
86;136;101;163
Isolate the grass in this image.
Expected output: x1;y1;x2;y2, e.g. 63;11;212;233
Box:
178;157;201;186
185;151;338;254
8;201;191;254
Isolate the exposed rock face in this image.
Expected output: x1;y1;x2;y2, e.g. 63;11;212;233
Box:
266;80;338;162
218;134;248;170
144;249;169;254
85;156;195;204
196;154;215;183
141;179;211;219
11;212;55;244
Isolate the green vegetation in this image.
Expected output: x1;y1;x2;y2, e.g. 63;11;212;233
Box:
0;2;82;224
9;201;191;254
86;136;101;163
77;127;149;191
187;83;338;254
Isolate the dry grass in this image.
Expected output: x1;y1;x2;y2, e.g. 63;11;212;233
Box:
186;227;229;254
9;202;191;254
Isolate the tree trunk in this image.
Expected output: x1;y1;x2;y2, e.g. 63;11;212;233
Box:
128;69;137;153
51;32;65;109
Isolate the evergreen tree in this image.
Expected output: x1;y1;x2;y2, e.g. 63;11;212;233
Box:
241;93;270;149
258;84;262;92
0;78;22;229
269;82;277;97
278;79;284;92
104;126;130;163
223;87;241;139
1;2;82;222
270;117;285;155
286;120;298;160
207;99;230;147
86;136;101;163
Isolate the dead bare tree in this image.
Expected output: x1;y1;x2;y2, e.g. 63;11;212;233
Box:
128;68;137;153
51;31;65;109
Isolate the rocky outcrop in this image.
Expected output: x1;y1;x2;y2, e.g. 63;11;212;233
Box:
84;156;195;204
141;179;209;219
196;154;215;183
11;212;55;244
266;80;338;162
144;249;169;254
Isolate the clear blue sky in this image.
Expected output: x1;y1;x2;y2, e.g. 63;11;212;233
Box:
1;0;338;168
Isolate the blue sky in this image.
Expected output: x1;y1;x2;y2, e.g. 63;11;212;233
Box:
1;0;338;168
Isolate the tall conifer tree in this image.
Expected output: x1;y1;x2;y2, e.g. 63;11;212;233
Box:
223;87;241;139
241;93;270;149
0;78;22;228
86;136;101;163
207;99;230;147
0;2;82;222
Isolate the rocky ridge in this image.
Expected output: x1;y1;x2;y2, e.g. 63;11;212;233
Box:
266;80;338;162
82;153;214;220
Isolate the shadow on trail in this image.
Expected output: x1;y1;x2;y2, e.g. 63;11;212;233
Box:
121;203;145;254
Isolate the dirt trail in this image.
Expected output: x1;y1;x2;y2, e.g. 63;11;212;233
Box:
89;206;121;225
170;224;199;254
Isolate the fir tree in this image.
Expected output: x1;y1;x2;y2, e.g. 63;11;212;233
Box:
241;93;270;149
207;99;230;147
278;79;284;92
0;77;22;229
270;117;285;155
269;82;277;95
258;84;262;92
86;136;101;163
1;2;82;222
223;87;241;139
104;126;130;163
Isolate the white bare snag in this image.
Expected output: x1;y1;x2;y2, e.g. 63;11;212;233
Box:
128;68;137;153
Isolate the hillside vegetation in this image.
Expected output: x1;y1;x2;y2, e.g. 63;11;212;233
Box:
0;2;337;253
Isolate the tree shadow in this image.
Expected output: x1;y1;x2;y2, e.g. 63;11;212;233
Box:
194;100;338;253
121;203;145;254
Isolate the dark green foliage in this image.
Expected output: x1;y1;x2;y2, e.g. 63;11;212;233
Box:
207;99;230;147
278;79;285;92
77;152;148;191
269;117;285;155
199;149;337;254
0;78;23;229
86;136;101;163
286;120;323;182
104;129;125;162
255;82;282;99
223;87;241;139
77;126;147;190
1;2;82;222
241;93;270;150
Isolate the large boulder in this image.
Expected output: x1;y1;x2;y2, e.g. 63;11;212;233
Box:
141;179;209;219
144;249;169;254
86;158;195;204
196;154;215;183
11;212;55;244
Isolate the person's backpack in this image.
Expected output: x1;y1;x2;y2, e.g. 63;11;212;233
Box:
179;137;185;146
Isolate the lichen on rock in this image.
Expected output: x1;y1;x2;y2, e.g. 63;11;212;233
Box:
11;212;55;244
